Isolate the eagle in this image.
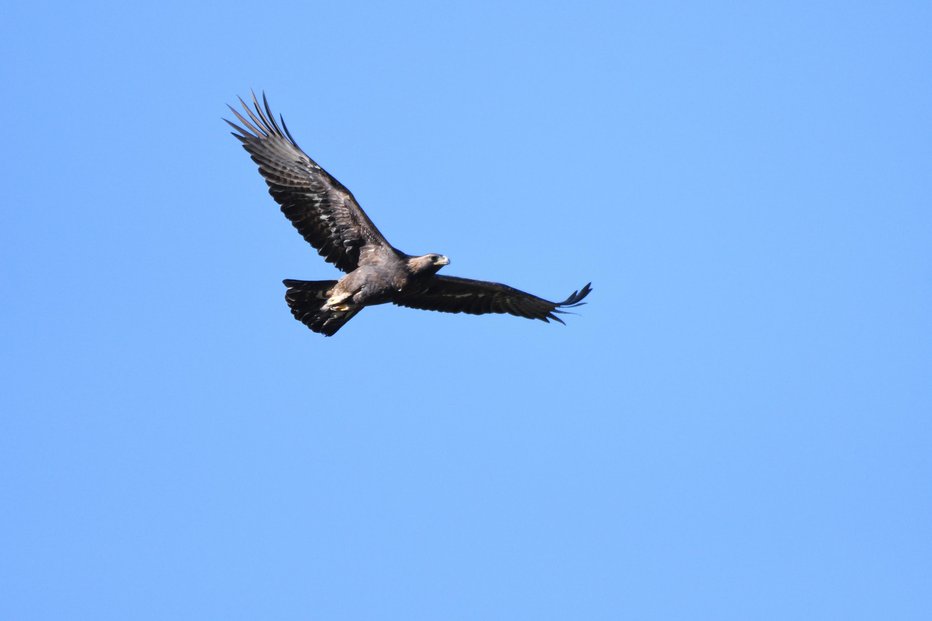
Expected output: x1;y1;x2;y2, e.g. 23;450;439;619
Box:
227;93;592;336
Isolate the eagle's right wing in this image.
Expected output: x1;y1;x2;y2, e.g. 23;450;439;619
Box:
394;276;592;323
227;93;394;273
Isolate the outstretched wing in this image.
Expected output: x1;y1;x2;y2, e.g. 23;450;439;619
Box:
394;276;592;324
227;93;394;273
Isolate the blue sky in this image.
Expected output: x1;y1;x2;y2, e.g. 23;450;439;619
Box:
1;2;930;619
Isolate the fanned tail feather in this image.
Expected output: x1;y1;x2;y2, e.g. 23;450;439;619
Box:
282;279;361;336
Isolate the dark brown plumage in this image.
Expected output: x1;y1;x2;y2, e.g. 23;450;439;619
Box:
227;93;592;336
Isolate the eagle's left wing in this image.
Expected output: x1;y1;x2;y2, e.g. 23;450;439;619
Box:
226;93;394;273
394;276;591;323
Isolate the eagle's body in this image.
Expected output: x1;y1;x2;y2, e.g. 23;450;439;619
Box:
327;254;443;309
227;93;591;336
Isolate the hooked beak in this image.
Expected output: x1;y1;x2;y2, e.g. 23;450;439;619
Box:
437;255;450;266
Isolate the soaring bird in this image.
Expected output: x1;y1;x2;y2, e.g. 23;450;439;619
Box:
227;93;592;336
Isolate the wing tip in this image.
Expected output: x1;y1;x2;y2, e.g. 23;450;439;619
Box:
557;282;593;308
226;90;301;150
544;282;592;324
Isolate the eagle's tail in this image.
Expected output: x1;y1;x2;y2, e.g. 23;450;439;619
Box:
282;279;361;337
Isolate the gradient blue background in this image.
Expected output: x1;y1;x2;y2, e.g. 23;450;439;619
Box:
2;2;930;619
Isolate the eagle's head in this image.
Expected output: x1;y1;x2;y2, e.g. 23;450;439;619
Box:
408;253;450;275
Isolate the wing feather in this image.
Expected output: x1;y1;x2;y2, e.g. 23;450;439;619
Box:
227;92;393;273
394;276;592;324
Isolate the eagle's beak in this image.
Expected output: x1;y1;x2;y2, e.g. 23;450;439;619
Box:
438;256;450;266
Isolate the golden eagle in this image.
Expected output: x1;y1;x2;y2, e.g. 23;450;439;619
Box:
227;93;592;336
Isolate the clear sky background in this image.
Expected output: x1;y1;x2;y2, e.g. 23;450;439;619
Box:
1;2;930;619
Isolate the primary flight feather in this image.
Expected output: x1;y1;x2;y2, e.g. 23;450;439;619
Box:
227;92;592;336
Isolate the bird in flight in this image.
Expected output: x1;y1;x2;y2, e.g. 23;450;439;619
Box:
227;93;592;336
